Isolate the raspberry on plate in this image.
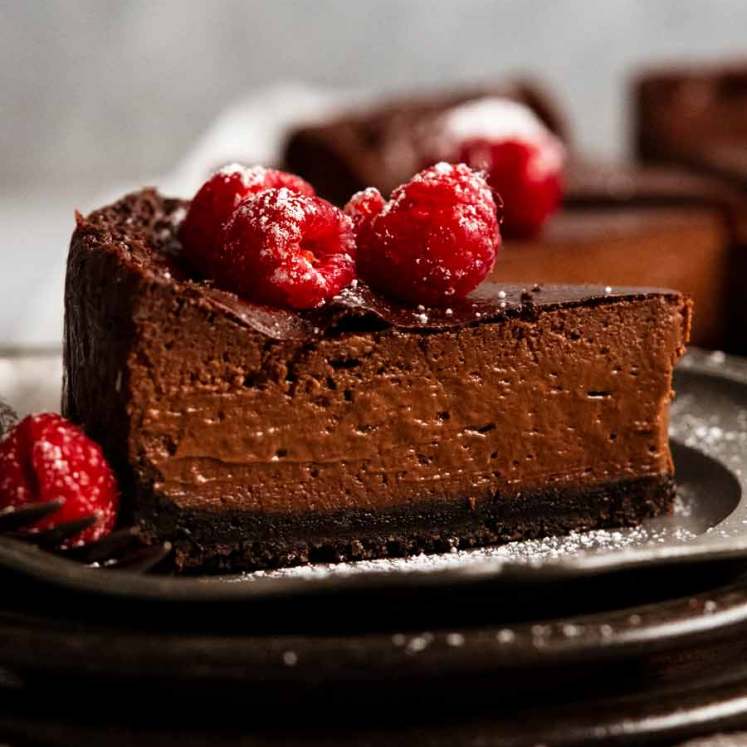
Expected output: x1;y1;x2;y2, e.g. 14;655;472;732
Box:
218;188;357;309
0;413;119;547
350;163;501;306
425;97;565;238
179;164;315;277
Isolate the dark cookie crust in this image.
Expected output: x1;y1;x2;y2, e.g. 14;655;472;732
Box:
142;475;675;574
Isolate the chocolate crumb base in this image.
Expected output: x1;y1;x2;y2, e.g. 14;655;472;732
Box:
137;476;675;574
0;400;18;439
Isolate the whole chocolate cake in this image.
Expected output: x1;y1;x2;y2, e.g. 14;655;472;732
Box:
63;189;691;572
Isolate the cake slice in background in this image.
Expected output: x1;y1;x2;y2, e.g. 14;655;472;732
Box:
634;62;747;184
284;81;567;208
282;83;743;351
635;63;747;353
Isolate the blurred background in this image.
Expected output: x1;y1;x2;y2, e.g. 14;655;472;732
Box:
1;0;746;346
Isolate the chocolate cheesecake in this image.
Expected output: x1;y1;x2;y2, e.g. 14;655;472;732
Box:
63;190;691;572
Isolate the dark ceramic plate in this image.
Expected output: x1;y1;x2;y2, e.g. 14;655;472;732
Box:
0;349;746;605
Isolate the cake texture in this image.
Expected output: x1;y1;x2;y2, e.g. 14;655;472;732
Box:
63;190;691;572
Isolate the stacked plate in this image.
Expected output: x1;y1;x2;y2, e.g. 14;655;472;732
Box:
1;349;747;746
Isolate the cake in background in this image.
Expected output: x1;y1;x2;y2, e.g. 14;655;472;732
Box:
635;62;747;352
283;82;745;351
284;81;567;207
635;62;747;184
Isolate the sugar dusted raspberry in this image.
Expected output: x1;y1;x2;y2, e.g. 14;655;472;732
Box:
0;414;119;547
426;98;565;238
179;164;315;277
344;187;385;240
456;139;563;238
355;163;501;306
219;188;356;309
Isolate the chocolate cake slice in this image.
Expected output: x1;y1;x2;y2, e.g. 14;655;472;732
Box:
63;190;691;572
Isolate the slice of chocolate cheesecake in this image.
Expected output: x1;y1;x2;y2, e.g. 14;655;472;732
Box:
64;190;691;572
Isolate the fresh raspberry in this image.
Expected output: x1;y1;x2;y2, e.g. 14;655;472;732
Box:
0;414;119;547
456;139;563;238
218;188;356;309
354;163;501;306
179;164;315;277
424;98;565;238
344;187;385;240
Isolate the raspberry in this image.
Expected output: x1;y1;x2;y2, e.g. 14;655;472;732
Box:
425;98;565;238
179;164;315;277
344;187;385;240
0;414;119;547
219;188;356;309
353;163;500;306
456;138;563;238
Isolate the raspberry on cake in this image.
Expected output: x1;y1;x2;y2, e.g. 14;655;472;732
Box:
219;188;356;309
350;163;501;306
424;97;566;238
0;413;119;546
179;164;315;279
63;177;691;572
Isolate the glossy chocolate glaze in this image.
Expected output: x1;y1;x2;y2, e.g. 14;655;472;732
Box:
63;190;691;533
